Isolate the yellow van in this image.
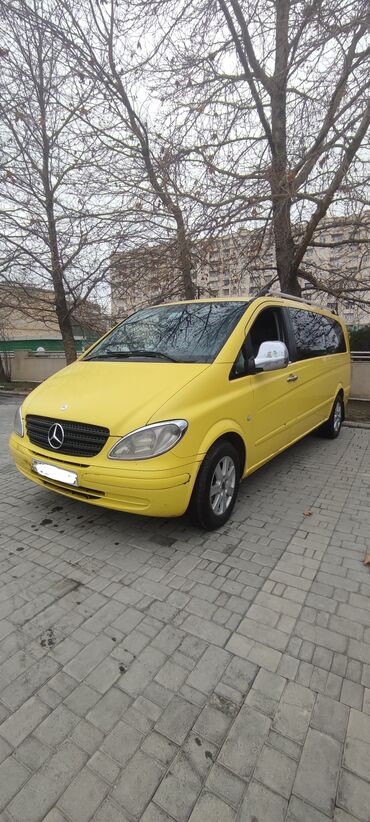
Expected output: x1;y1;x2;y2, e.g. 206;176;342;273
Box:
10;294;350;530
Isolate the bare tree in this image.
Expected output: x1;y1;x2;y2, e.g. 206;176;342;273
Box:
142;0;370;298
0;0;123;362
40;0;197;301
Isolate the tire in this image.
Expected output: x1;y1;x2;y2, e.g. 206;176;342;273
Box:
319;393;344;439
188;439;241;530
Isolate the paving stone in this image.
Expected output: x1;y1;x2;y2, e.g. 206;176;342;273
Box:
348;639;370;664
252;669;286;700
312;646;333;671
118;645;167;696
141;731;178;765
277;653;300;680
340;679;364;709
325;672;343;700
237;617;289;651
141;804;174;822
282;681;315;710
100;719;143;766
188;792;236;821
7;742;88;822
186;646;230;695
88;751;121;784
294;621;347;653
273;700;311;744
0;755;30;811
92;798;131;821
337;769;370;821
293;728;342;815
112;750;165;816
194;704;233;745
267;730;302;760
181;615;230;647
249;644;283;673
58;767;109;822
254;744;297;798
287;795;335;821
34;704;80;747
333;809;362;822
219;705;270;778
70;718;104;754
343;736;370;782
347;708;370;743
87;687;132;732
155;660;188;691
239;780;288;822
332;653;348;677
0;695;49;746
205;762;245;807
310;694;349;741
63;635;113;680
155;695;200;744
64;683;101;717
346;659;363;683
15;735;50;771
1;657;60;711
154;738;212;821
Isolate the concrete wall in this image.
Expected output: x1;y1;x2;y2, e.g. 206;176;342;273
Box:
350;361;370;400
9;349;370;400
11;350;67;382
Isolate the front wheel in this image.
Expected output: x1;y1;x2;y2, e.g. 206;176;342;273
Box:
319;394;344;439
188;439;240;530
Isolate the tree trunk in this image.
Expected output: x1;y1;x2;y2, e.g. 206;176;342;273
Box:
270;0;301;297
44;200;77;364
175;210;195;299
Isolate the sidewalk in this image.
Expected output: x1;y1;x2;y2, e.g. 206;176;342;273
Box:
0;403;370;821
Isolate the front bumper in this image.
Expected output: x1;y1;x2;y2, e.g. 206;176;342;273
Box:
9;434;200;518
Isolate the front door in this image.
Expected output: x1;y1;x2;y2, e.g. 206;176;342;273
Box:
241;305;296;470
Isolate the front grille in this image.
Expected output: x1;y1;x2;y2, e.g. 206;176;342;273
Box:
26;415;109;457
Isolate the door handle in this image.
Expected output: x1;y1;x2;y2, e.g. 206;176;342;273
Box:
287;374;298;382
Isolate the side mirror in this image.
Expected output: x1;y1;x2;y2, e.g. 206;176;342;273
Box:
254;340;289;372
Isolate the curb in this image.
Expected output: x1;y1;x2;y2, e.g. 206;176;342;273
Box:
0;390;30;398
343;420;370;430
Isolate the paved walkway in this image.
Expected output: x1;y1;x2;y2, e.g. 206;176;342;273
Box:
1;401;370;822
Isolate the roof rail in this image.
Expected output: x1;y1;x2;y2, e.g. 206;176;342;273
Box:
267;290;313;304
265;290;330;310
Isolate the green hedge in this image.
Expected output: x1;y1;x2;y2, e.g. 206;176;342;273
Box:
348;325;370;351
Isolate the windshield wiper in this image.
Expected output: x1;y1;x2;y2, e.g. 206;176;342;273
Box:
87;349;178;362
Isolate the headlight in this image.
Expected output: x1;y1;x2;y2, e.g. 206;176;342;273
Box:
108;420;188;460
14;405;24;437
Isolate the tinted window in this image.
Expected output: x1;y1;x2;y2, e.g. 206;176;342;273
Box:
86;301;247;364
289;309;346;360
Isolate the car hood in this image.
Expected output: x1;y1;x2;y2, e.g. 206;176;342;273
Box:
22;359;210;436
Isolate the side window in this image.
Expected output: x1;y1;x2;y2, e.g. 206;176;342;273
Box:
289;309;346;360
230;307;288;379
323;317;347;354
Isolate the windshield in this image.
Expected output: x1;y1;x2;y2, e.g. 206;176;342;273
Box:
85;301;247;364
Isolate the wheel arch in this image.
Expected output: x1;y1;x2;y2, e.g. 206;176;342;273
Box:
197;422;247;478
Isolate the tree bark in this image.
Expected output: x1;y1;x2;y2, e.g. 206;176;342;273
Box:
270;0;300;296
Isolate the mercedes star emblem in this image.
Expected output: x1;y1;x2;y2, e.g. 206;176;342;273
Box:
47;422;65;450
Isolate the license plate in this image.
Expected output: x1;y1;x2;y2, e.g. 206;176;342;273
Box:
32;460;78;486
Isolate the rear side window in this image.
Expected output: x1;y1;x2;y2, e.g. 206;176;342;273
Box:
289;309;346;360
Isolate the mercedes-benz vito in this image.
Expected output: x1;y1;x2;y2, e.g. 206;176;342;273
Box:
9;293;351;529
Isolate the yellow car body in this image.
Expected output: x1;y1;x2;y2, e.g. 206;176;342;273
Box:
9;295;351;523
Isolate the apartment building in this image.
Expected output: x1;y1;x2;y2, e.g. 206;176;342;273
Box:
111;214;370;326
